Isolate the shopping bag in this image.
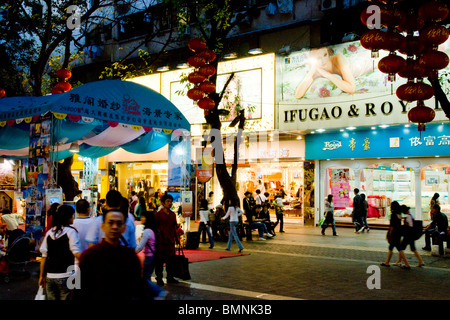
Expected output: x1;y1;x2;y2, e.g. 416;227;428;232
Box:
35;286;46;300
318;217;325;227
169;247;191;280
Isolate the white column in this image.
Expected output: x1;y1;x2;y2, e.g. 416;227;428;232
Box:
314;160;321;226
414;168;422;220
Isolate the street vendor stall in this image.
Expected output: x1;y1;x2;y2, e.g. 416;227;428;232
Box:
0;80;191;236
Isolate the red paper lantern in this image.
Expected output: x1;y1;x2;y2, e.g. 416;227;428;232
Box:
397;12;425;33
408;100;435;131
396;82;434;102
187;72;206;84
0;88;5;98
197;97;215;110
398;58;427;79
198;97;215;110
380;7;406;28
378;53;406;81
56;68;72;80
198;64;216;78
398;36;424;57
419;0;449;23
198;81;216;93
382;30;405;52
188;38;207;52
55;81;71;92
197;49;216;62
360;29;388;58
419;24;450;47
188;55;206;68
419;50;449;72
187;87;205;101
51;87;63;95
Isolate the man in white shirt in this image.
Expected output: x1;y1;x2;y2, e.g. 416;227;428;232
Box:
1;209;24;231
72;199;95;252
255;189;267;206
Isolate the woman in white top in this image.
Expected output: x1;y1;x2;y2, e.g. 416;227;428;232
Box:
39;205;81;300
321;194;337;236
222;199;244;252
198;200;214;249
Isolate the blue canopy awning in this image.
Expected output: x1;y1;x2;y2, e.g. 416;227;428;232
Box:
0;80;191;159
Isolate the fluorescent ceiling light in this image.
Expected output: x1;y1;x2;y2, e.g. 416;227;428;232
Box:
346;126;356;130
157;66;169;72
224;52;237;59
379;124;389;128
316;128;326;132
248;48;263;55
176;63;189;69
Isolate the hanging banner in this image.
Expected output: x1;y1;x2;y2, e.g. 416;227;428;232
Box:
196;147;214;183
181;191;193;218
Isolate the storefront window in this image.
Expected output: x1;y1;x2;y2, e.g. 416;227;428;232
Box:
328;163;415;225
360;164;414;220
421;164;450;221
115;162;168;205
229;162;304;221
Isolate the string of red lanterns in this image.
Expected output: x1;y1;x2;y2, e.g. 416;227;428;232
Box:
360;0;449;131
186;38;217;116
51;68;72;94
0;88;5;99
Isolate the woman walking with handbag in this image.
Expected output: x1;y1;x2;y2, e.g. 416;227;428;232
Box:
321;195;337;236
395;205;425;268
381;201;410;269
222;199;244;252
136;211;168;300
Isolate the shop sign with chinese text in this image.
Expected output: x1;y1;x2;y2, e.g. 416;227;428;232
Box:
306;122;450;160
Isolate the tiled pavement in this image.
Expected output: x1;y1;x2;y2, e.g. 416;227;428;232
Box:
1;223;449;305
165;223;450;301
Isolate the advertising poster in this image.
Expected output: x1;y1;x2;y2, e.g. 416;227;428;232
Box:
196;147;214;183
26;114;52;226
279;37;450;131
330;168;351;209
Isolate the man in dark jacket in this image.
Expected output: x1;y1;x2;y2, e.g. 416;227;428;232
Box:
78;207;147;300
352;188;364;233
423;204;449;251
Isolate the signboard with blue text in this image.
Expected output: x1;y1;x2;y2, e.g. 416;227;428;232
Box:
305;122;450;160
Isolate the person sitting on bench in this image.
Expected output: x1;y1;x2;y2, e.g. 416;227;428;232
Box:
423;204;449;251
245;205;273;241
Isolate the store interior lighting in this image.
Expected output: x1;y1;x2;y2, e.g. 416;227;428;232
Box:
69;142;79;153
346;126;356;130
176;63;190;69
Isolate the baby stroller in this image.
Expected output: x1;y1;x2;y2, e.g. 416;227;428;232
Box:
0;229;32;283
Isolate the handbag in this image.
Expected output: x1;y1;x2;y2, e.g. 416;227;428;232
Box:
35;286;46;300
169;246;191;281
